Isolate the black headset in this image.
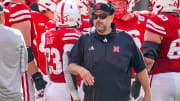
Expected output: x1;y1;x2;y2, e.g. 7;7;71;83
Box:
108;1;115;15
0;3;3;12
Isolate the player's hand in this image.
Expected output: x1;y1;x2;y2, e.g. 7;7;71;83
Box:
78;67;94;86
32;72;47;90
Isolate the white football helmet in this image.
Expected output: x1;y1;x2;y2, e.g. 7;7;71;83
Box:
38;0;57;13
55;0;81;27
127;0;135;12
96;0;107;3
74;0;92;17
152;0;180;14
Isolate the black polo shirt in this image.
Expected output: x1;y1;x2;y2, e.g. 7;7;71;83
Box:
69;24;146;101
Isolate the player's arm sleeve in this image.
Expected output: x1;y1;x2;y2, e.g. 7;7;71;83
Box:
63;44;80;100
9;4;32;46
145;14;167;37
130;39;147;73
9;4;31;26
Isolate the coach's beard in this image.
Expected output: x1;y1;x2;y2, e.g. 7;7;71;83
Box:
95;21;106;33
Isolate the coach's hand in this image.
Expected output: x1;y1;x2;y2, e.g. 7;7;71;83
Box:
142;94;151;101
78;67;94;86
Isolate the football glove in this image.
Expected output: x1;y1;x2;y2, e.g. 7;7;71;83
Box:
131;75;141;99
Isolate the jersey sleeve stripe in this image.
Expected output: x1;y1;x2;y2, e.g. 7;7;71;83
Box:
64;33;81;37
147;19;165;31
62;37;79;41
9;15;31;22
82;28;90;32
10;10;30;17
146;24;166;35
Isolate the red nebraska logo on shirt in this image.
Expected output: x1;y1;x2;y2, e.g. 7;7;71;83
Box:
95;4;101;9
113;46;120;53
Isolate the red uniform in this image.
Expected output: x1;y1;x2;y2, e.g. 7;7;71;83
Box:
78;17;91;35
45;28;81;82
32;11;50;37
146;14;180;74
44;28;81;101
113;12;149;49
146;13;180;101
45;20;56;32
32;11;50;75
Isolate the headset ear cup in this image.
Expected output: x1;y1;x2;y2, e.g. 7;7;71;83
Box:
89;15;94;26
110;6;115;15
108;2;115;15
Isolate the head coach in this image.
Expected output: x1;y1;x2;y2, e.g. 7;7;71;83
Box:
68;2;151;101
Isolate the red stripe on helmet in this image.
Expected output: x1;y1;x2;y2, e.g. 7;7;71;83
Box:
61;1;65;24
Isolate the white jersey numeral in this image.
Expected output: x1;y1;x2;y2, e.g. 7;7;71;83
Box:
46;48;62;75
167;38;180;59
157;14;168;21
128;30;142;49
39;33;46;53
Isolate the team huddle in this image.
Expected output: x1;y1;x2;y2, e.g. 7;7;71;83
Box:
0;0;179;101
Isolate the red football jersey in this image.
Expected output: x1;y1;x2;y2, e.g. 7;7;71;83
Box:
45;28;81;82
32;11;50;38
45;20;56;32
5;3;39;62
113;12;150;49
31;11;50;74
146;14;180;74
78;18;91;34
5;3;32;26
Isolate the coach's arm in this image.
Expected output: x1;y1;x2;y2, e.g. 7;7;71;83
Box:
137;69;151;101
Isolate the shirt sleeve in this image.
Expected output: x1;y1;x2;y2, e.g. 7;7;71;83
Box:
62;32;81;44
68;36;84;65
130;39;147;73
19;32;28;74
146;14;168;37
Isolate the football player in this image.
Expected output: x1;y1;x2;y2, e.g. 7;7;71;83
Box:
75;0;93;34
109;0;152;49
31;0;57;100
44;0;81;101
32;0;56;79
143;0;180;101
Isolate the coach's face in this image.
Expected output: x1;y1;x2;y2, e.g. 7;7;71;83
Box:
93;11;114;35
